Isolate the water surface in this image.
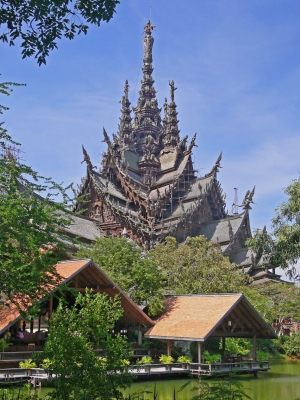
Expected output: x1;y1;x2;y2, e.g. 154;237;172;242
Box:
24;360;300;399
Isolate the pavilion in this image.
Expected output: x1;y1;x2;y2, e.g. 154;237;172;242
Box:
0;258;154;341
145;294;277;363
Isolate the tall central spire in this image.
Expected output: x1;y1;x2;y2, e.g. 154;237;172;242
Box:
132;21;162;158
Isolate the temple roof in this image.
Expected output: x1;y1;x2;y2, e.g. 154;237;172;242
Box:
64;214;103;241
198;213;246;245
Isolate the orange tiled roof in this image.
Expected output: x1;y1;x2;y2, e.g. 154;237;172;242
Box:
0;258;153;334
55;259;91;280
145;294;242;341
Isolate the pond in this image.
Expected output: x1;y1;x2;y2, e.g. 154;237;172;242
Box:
122;360;300;400
12;360;300;399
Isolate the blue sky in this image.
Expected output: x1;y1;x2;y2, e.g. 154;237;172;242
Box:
1;0;300;239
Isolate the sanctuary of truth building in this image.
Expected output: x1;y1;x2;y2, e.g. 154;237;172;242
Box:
71;21;280;285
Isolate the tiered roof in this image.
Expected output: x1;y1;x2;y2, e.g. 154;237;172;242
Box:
71;21;281;284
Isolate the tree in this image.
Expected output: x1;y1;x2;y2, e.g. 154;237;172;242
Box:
253;283;300;336
150;236;250;295
247;176;300;275
0;81;73;308
0;0;120;65
43;290;132;400
76;237;164;316
282;330;300;357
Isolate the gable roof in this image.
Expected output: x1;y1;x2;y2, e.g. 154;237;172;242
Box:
198;213;246;245
0;259;153;335
145;294;276;342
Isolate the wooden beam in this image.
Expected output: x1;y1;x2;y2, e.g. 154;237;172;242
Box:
76;286;114;292
167;340;172;357
222;337;226;361
198;342;202;364
49;296;53;320
253;335;257;361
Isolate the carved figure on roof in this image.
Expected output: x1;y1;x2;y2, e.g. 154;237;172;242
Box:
143;21;154;62
144;20;155;34
124;79;129;99
102;127;111;147
178;135;188;150
208;152;223;176
81;145;95;169
169;80;177;102
234;186;256;210
187;133;197;152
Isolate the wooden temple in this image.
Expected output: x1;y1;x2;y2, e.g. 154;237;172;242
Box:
72;21;280;284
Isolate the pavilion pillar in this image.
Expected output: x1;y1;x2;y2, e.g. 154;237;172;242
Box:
252;335;257;361
49;296;53;321
222;337;226;361
167;340;172;357
197;341;202;364
138;330;143;346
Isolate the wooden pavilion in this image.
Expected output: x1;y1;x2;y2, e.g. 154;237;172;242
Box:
145;294;277;363
0;258;154;341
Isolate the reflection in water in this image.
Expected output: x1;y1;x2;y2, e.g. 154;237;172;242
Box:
123;361;300;400
31;360;300;399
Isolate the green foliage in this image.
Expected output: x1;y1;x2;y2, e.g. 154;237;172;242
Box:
202;350;221;364
19;358;37;369
0;389;39;399
0;0;120;65
77;237;164;316
256;350;271;361
241;287;271;322
0;81;74;310
150;236;250;294
41;358;54;370
43;289;132;399
282;331;300;357
177;355;192;363
159;354;174;364
254;283;300;335
192;374;252;400
221;338;252;357
0;338;10;352
136;355;153;365
247;176;300;274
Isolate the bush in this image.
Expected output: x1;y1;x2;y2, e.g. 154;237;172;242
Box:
19;359;37;369
257;350;271;361
221;338;252;357
282;331;300;356
136;356;153;365
177;355;192;363
159;354;174;364
0;339;10;352
203;350;221;364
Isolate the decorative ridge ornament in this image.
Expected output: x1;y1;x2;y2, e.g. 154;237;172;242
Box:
81;145;96;170
144;20;155;34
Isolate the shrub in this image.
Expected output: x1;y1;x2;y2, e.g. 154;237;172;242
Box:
257;350;271;361
203;350;221;364
221;338;252;356
282;331;300;356
19;359;37;369
177;355;192;363
136;356;153;365
159;354;174;364
0;339;10;352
